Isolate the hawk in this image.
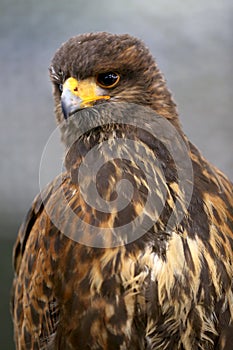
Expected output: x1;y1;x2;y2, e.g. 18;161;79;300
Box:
11;32;233;349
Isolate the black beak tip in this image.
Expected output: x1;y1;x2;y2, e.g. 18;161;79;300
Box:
61;100;69;120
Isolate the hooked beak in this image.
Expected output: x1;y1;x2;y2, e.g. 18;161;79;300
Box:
61;77;110;119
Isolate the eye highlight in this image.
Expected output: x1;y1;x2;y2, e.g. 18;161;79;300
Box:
96;72;120;88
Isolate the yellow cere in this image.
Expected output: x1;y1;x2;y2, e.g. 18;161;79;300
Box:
63;77;110;107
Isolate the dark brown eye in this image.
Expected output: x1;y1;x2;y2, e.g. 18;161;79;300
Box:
96;72;120;88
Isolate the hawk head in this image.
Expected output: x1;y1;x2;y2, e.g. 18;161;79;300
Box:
50;32;179;134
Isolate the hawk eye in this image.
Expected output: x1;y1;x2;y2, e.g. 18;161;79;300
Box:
96;72;120;88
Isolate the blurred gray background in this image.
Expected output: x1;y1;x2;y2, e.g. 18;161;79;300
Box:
1;0;232;348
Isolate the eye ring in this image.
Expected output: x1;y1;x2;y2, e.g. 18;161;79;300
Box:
58;83;63;92
96;72;120;89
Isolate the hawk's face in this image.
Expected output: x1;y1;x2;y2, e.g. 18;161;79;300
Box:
50;32;178;131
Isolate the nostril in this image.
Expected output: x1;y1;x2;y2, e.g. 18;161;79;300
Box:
74;87;78;92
